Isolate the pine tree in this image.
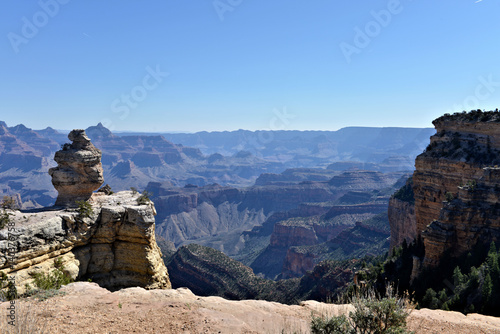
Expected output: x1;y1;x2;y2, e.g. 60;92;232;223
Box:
482;272;493;307
422;288;439;309
487;242;500;278
438;288;448;308
453;266;464;288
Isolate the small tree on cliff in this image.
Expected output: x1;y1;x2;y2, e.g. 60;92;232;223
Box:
76;200;93;219
137;191;152;205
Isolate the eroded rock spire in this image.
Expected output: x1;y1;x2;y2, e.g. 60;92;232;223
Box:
49;129;104;207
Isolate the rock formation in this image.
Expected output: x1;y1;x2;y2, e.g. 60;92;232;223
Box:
388;198;416;251
49;129;104;207
254;211;391;279
0;127;170;292
167;243;289;301
280;214;391;279
411;110;500;267
388;177;416;251
0;191;171;293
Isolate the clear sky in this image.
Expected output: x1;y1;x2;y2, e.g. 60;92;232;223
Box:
1;0;499;132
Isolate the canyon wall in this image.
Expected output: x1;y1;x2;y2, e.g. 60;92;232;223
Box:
411;111;500;266
388;198;416;250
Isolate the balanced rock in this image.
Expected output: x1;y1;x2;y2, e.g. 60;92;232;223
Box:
49;129;104;207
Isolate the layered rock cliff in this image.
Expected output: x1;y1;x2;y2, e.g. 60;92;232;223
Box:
0;191;171;293
281;213;391;279
388;177;416;250
149;170;404;259
412;110;500;266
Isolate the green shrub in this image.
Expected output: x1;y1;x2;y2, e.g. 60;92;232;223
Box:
137;190;152;205
23;287;66;302
75;200;93;219
1;196;18;210
422;288;439;309
130;187;138;194
311;314;351;334
29;258;73;291
311;286;414;334
0;209;11;229
392;178;414;204
0;271;17;301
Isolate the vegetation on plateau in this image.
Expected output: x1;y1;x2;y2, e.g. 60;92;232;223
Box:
433;109;500;124
350;239;500;317
137;190;152;205
24;257;73;301
311;286;414;334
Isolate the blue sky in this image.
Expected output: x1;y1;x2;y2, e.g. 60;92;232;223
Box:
1;0;499;132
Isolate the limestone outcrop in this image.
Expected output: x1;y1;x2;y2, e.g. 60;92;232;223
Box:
412;110;500;267
49;129;104;207
0;191;171;293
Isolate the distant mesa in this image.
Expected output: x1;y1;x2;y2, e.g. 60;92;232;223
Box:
49;129;104;207
234;150;253;158
85;122;116;139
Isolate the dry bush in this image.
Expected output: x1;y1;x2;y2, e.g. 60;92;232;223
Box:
311;285;415;334
0;301;49;334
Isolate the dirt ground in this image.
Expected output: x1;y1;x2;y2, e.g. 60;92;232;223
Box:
1;282;499;334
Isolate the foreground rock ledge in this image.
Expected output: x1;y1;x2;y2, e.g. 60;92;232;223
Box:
1;282;498;334
0;191;171;293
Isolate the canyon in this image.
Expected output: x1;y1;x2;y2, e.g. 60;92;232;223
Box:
149;169;406;279
0;121;433;208
2;112;500;330
0;120;441;300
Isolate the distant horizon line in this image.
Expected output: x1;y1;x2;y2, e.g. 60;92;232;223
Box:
59;125;435;135
1;120;434;134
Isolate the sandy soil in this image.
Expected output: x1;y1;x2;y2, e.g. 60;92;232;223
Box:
1;282;499;334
